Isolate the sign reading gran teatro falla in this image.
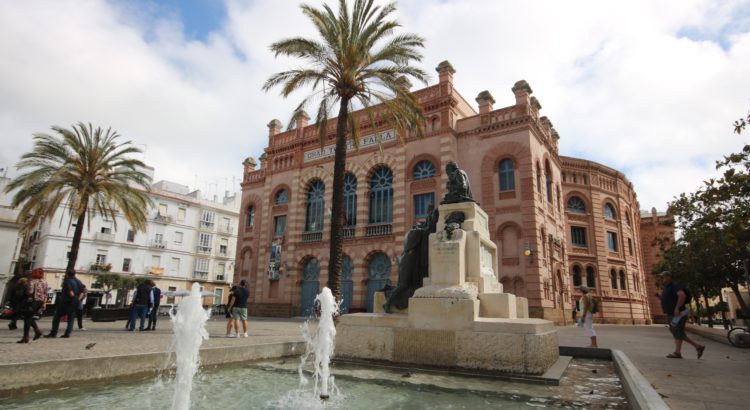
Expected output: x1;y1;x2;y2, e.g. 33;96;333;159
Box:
303;129;396;163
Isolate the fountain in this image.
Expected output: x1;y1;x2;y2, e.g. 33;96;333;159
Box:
168;282;210;410
298;287;339;400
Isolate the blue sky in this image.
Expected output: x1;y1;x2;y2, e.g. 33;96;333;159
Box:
1;0;750;209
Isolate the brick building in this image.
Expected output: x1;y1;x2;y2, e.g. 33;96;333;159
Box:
236;61;659;323
640;209;676;323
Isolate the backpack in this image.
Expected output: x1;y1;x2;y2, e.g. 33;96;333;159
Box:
589;296;599;314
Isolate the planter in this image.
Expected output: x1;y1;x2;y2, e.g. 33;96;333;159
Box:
91;307;131;322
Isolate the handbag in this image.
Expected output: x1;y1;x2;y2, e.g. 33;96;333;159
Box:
1;304;14;319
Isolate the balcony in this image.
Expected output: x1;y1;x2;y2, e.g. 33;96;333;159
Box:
215;274;225;282
365;223;392;237
199;220;215;230
343;227;355;239
301;231;323;243
197;246;212;255
154;214;173;224
149;240;167;249
94;232;115;242
219;225;235;235
193;271;208;280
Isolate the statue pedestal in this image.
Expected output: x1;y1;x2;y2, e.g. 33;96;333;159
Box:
336;202;558;375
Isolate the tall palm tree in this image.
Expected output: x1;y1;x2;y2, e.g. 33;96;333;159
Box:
5;122;152;274
263;0;427;300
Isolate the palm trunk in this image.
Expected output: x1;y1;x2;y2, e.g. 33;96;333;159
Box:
65;209;87;274
327;97;350;301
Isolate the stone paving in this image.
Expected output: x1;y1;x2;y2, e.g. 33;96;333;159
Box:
557;323;750;410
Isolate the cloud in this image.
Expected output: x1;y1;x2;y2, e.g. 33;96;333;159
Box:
0;0;749;209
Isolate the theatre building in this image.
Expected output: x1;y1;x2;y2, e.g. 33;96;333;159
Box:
237;60;655;324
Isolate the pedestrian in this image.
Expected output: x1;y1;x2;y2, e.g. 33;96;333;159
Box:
225;285;237;337
146;281;161;331
45;269;82;338
6;276;27;331
658;271;705;359
76;283;88;331
128;280;153;331
18;269;48;343
577;285;598;348
227;280;250;338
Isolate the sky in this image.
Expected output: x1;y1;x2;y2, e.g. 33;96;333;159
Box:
0;0;749;210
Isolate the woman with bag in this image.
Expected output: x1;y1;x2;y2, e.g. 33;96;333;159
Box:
18;269;48;343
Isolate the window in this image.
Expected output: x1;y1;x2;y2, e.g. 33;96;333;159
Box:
305;180;325;232
122;258;131;272
177;207;186;222
572;265;582;286
344;173;357;227
195;258;209;273
625;212;631;226
219;238;228;256
536;162;542;194
214;288;224;304
412;160;436;180
604;203;616;220
158;203;168;215
201;210;216;227
607;231;618;251
586;266;596;287
166;286;177;305
274;215;287;236
498;159;515;191
151;255;161;268
174;231;183;244
619;270;626;290
610;269;617;289
222;217;231;230
155;233;164;244
545;161;553;203
246;205;255;227
170;257;181;274
96;253;107;265
571;226;587;247
567;197;586;213
198;233;212;252
126;229;135;242
369;167;393;224
414;193;435;220
628;238;633;256
100;226;112;234
275;189;289;205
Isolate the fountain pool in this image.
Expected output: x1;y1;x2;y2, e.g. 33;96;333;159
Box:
0;358;625;409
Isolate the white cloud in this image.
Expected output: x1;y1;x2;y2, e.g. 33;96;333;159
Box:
0;0;748;208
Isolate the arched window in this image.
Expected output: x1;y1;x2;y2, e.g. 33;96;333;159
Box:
498;159;515;191
344;173;357;227
625;212;631;226
545;161;553;203
567;196;586;213
586;266;596;288
412;160;436;180
610;269;618;289
369;167;393;224
572;265;582;287
304;180;325;232
536;162;542;194
619;270;627;290
246;205;255;227
604;203;616;220
275;189;289;205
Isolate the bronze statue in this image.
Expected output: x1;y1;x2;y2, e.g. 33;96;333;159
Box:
441;161;476;205
383;205;438;313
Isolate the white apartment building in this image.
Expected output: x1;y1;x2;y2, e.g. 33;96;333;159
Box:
21;177;240;306
0;175;24;301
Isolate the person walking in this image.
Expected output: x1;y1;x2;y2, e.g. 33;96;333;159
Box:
227;280;250;338
45;269;82;338
146;281;161;331
225;285;237;338
658;271;705;359
76;283;88;331
128;280;153;331
577;285;598;348
18;269;48;343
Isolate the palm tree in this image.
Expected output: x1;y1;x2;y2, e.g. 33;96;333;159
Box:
263;0;427;300
5;122;152;274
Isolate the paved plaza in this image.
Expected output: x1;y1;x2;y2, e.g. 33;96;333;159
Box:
1;318;748;409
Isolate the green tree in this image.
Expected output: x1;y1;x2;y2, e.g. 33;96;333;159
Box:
5;122;152;274
263;0;427;299
93;272;122;307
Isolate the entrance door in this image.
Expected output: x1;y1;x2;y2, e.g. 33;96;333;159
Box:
366;252;391;312
341;256;354;314
300;258;320;316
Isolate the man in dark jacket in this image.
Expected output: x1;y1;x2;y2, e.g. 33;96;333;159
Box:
128;280;153;331
146;281;161;331
659;271;705;359
45;269;82;338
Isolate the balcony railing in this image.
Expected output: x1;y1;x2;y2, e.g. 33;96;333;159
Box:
365;223;392;237
200;220;215;229
149;240;167;249
301;231;323;243
193;271;208;280
219;225;235;234
94;232;115;242
154;214;173;224
343;227;355;239
197;246;212;254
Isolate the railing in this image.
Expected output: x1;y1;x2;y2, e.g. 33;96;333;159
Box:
219;225;235;234
94;232;115;242
301;231;323;243
365;223;392;237
149;240;167;249
193;271;208;280
200;220;215;229
343;227;355;239
154;214;173;224
197;246;212;254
